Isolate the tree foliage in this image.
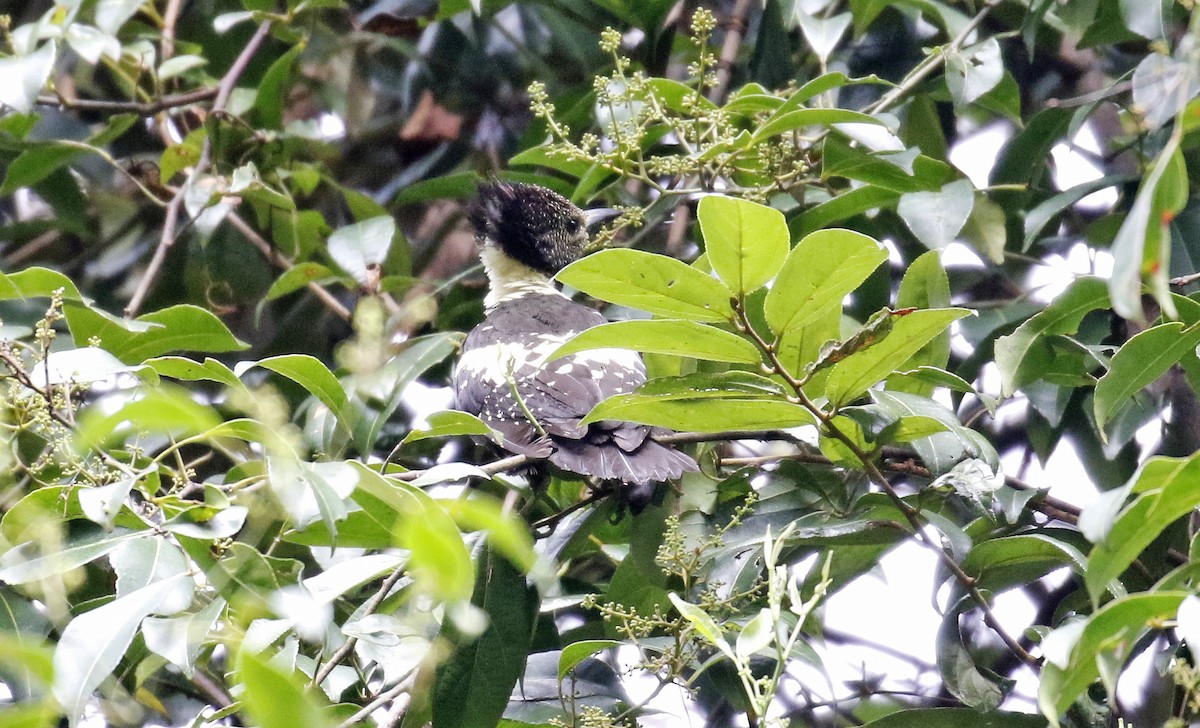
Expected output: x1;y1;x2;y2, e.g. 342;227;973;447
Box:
2;0;1200;727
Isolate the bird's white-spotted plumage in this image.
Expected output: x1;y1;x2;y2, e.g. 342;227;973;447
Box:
455;181;698;487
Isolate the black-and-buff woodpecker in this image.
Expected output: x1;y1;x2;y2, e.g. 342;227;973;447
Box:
454;182;698;505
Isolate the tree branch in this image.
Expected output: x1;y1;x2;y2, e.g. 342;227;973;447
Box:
225;211;352;321
37;87;219;115
311;563;407;688
730;299;1042;670
126;21;273;318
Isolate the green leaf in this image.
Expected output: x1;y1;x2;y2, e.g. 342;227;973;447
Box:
824;308;973;407
0;42;55;114
889;251;952;395
327;216;395;285
896;179;974;250
53;575;193;727
95;0;146;34
0;530;135;585
752;108;884;145
962;534;1086;593
764;228;887;337
550;320;761;364
793;185;901;237
76;387;221;449
0;146;83;196
143;356;247;392
112;305;248;364
157;54;207;80
265;262;339;301
696;195;787;295
557;249;734;322
352;464;474;602
558;640;619;680
945;38;1003;105
238;647;332;728
937;595;1010;710
403;411;496;444
1095;322;1200;431
994;277;1110;397
356;332;463;451
668;593;735;659
1085;452;1200;604
582;373;812;432
246;354;355;434
254;43;304;130
735;608;774;658
440;497;537;574
1023;175;1133;251
141;598;225;679
1110;138;1185;321
431;547;537;728
1039;592;1187;723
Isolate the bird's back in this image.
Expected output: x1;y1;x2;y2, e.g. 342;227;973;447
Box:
455;293;696;484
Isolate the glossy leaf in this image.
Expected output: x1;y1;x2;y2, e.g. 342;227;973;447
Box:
824;308;972;407
896;179;974;250
431;547;537;728
558;640;619;680
53;575;193;727
1095;321;1200;431
327;216;395;285
1085;452;1200;604
238;647;332;728
557;249;734;322
550;319;761;364
582;372;811;432
994;277;1109;397
763;228;887;338
1039;592;1187;724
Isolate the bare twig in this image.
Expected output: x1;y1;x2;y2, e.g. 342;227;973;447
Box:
332;672;416;728
226;212;352;321
1171;271;1200;288
311;564;407;688
125;21;273;318
37;87;219;115
709;0;754;104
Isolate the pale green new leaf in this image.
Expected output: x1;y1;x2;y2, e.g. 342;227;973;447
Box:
669;593;734;659
557;249;734;321
697;195;789;295
824;309;972;407
763;228;887;337
550;320;760;364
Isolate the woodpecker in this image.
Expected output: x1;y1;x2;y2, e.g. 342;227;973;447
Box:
454;182;698;502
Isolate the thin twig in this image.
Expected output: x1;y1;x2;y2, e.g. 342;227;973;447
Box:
37;87;219;115
226;212;352;321
1171;271;1200;287
311;564;407;688
126;21;273;318
709;0;754;104
863;0;1003;115
332;673;416;728
731;299;1041;670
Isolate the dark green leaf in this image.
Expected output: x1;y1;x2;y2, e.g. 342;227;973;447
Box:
432;547;537;728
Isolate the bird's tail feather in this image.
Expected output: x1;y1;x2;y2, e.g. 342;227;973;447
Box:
550;438;697;484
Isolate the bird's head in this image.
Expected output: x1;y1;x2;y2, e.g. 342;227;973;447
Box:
469;182;613;276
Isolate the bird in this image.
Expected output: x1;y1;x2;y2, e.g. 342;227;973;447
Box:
453;181;698;509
